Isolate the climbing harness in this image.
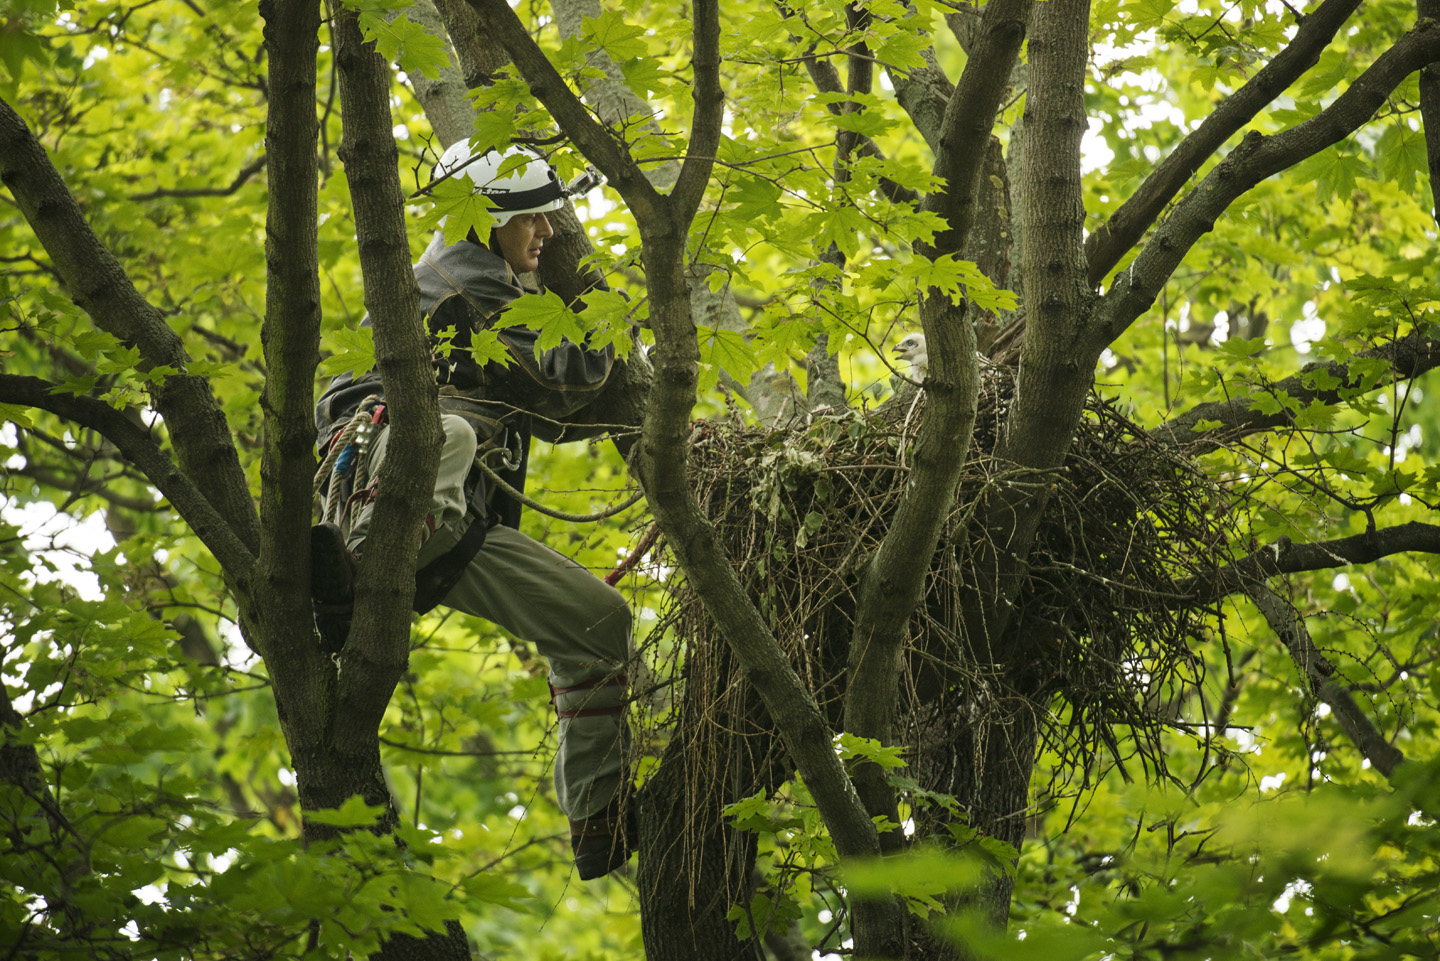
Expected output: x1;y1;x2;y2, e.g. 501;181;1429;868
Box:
311;398;646;621
549;673;629;719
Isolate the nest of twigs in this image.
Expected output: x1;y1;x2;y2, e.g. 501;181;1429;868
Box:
649;364;1237;851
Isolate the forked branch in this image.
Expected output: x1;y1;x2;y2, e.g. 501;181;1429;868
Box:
1092;20;1440;348
1085;0;1364;284
0;374;256;580
257;0;326;676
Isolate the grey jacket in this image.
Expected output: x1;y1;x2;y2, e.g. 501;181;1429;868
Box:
315;233;615;527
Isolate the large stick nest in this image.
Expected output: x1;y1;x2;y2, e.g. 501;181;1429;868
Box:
650;365;1238;826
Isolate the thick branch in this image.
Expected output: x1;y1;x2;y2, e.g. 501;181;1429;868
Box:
668;0;723;220
1092;21;1440;348
1013;0;1090;336
257;0;330;701
844;0;1030;835
922;0;1032;258
834;11;1033;946
0;97;261;555
0;375;256;579
1179;521;1440;604
634;217;891;948
1420;0;1440;222
1247;582;1407;778
951;0;1096;667
1084;0;1364;284
1154;326;1440;448
333;8;441;756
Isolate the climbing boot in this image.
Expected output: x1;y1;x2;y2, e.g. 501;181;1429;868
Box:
569;800;635;881
310;523;357;654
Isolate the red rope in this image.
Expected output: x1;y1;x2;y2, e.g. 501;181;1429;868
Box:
605;524;660;586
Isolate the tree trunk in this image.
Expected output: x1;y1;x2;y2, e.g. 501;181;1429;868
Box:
948;696;1039;928
638;737;761;961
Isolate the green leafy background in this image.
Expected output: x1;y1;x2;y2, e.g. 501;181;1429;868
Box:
2;0;1438;955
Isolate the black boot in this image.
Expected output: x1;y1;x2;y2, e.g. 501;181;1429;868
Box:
569;799;635;881
310;523;356;654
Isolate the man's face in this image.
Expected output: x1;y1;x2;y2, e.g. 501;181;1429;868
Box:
493;211;554;274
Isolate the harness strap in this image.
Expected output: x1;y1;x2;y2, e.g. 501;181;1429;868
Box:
550;674;628;719
339;477;380;532
412;508;490;615
550;674;628;698
557;704;628;720
569;810;625;839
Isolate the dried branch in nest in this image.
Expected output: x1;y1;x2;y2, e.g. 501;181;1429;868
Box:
641;365;1241;887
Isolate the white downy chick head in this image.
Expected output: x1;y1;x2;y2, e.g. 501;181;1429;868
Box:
893;332;928;376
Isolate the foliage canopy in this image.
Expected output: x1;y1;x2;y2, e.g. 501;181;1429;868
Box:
2;0;1440;957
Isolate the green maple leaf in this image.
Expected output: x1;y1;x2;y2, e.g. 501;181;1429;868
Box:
319;324;376;378
358;12;451;80
418;174;499;248
1376;122;1427;196
582;10;648;61
1295;147;1367;205
802;205;871;260
496;291;587;356
698;325;756;392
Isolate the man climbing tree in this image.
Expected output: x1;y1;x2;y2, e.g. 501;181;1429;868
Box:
314;142;635;880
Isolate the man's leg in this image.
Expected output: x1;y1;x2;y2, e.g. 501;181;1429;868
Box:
418;521;632;877
419;523;631;819
347;419;632;875
346;414;477;551
313;414;479;651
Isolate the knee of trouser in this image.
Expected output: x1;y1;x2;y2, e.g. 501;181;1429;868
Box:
588;584;632;654
439;414;478;459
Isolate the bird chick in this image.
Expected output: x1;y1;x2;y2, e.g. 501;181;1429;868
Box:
893;332;927;379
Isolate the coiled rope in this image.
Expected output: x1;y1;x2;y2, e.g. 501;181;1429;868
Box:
313;399;646;526
313;397;384;526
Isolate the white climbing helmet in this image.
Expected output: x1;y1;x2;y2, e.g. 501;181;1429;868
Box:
434;142;567;227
